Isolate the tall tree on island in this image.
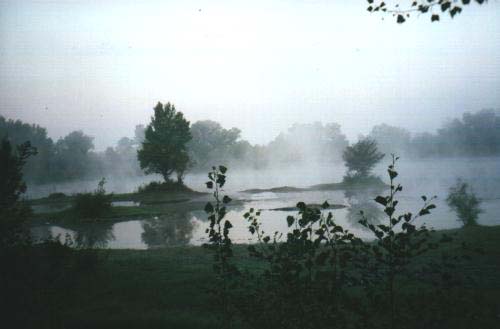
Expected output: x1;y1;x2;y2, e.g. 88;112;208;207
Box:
343;138;384;178
138;102;192;183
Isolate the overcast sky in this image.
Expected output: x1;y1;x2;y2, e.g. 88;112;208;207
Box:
1;0;499;150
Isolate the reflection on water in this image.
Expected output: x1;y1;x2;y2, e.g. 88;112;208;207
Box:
31;221;115;248
345;188;385;230
31;188;500;249
141;214;197;248
71;222;115;248
30;157;500;249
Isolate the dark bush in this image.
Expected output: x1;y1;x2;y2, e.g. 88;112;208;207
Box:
205;159;482;329
73;178;112;219
137;180;193;194
446;180;482;227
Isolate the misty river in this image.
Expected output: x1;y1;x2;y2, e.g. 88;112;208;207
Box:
30;157;500;249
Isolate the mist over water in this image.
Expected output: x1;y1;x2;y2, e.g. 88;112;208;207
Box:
3;3;500;328
31;155;500;249
1;0;498;250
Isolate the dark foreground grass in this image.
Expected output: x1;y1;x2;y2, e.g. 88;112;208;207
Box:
1;226;500;329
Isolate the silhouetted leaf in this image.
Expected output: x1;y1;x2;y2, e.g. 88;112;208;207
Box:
385;207;395;217
204;202;214;213
441;2;451;12
388;169;398;179
419;209;430;216
419;5;429;13
375;196;388;206
449;6;462;18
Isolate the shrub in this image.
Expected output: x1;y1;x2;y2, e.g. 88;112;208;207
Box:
137;180;193;194
205;158;471;329
203;165;237;328
343;138;384;178
73;178;112;219
0;138;36;248
446;179;482;227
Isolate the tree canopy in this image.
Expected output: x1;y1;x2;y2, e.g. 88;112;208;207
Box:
137;102;192;182
188;120;244;170
0;137;36;247
52;130;96;180
266;122;349;164
343;138;385;177
368;124;412;157
0;116;53;182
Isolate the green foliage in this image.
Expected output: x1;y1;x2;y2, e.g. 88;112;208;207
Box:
266;122;349;165
0;238;105;328
138;102;192;182
0;138;37;208
203;165;238;328
368;123;412;157
0;137;37;247
242;200;365;329
4;110;498;185
0;116;52;183
73;178;113;219
203;159;480;329
141;214;195;247
103;136;143;177
366;0;487;24
360;155;445;328
137;180;193;194
188;120;244;170
446;179;482;227
52;130;96;180
343;138;384;178
434;109;500;156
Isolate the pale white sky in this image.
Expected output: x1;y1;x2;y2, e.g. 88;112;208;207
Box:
1;0;499;150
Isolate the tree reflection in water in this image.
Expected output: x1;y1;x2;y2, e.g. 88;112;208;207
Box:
141;213;196;248
72;222;115;248
345;187;385;229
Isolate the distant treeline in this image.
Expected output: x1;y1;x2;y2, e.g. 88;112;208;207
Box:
368;109;500;157
1;109;499;184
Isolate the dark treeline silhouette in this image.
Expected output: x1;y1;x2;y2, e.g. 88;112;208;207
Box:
1;109;499;185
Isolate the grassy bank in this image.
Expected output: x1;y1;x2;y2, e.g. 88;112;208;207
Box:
2;225;500;329
28;189;206;207
29;187;210;224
